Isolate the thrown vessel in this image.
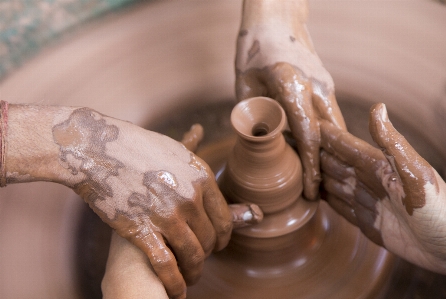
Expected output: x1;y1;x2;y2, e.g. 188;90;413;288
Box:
188;96;394;299
222;96;303;214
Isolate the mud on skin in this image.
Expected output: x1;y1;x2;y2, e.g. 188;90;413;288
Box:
235;10;347;200
320;103;446;274
52;107;234;299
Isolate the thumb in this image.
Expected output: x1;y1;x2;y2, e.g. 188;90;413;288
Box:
369;103;436;215
235;69;267;101
181;124;204;152
229;203;264;229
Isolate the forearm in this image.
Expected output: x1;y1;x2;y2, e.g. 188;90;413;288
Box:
102;232;169;299
236;0;322;75
4;103;78;185
240;0;311;46
241;0;308;28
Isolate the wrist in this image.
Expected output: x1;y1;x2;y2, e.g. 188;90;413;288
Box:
240;0;308;32
5;104;79;186
237;0;316;70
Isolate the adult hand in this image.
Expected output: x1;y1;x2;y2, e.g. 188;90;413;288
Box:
320;103;446;273
235;0;346;200
101;124;263;299
51;108;234;299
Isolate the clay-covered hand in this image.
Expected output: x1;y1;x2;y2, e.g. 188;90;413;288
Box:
235;0;346;200
320;103;446;273
52;108;232;299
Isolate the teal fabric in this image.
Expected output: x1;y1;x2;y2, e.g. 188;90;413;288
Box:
0;0;136;80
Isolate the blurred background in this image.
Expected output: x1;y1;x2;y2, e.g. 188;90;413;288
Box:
0;0;446;298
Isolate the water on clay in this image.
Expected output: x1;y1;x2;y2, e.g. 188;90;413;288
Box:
76;97;446;298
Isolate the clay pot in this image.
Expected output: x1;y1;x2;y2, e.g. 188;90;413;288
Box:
219;97;317;252
221;96;303;214
188;96;393;299
0;1;445;298
188;100;393;299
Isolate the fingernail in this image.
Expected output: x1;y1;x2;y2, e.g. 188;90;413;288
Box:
369;103;391;147
231;204;264;229
246;204;263;224
370;103;389;127
376;103;388;121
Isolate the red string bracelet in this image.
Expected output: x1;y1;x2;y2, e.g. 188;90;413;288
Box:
0;100;8;187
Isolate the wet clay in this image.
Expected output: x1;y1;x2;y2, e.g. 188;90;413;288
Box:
230;204;264;229
221;97;303;214
235;61;345;201
53;108;124;203
100;119;265;299
235;0;348;201
369;103;431;215
319;120;388;246
187;97;394;299
52;107;240;299
319;106;446;276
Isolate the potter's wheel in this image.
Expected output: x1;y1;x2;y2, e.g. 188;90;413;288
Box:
0;0;446;298
80;98;446;298
151;99;446;299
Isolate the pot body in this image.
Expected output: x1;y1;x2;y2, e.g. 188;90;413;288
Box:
0;1;445;298
222;97;303;214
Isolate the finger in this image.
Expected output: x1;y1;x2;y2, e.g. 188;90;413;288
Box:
229;203;264;229
369;103;435;215
163;224;205;286
312;89;347;130
325;193;358;226
132;231;187;299
267;62;321;200
322;173;356;207
320;119;383;167
321;150;383;202
322;171;381;214
320;121;390;200
324;179;383;246
320;150;356;181
181;124;204;153
351;186;384;247
186;203;217;257
202;177;233;251
235;68;267;101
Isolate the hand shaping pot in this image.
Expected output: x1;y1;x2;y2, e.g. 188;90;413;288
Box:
0;1;445;298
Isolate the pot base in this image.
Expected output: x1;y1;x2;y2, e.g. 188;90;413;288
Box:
187;135;394;299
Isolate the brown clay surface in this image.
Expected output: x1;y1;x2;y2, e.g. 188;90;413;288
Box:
187;97;394;298
221;97;303;214
188;134;394;299
0;1;445;298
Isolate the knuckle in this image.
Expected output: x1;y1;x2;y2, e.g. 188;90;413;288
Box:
187;250;205;269
182;250;205;285
180;242;206;266
217;221;233;237
151;253;174;272
272;61;294;73
185;254;205;279
202;234;217;256
168;281;187;299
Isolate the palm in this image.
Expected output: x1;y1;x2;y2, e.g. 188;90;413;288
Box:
320;103;446;274
377;180;446;271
